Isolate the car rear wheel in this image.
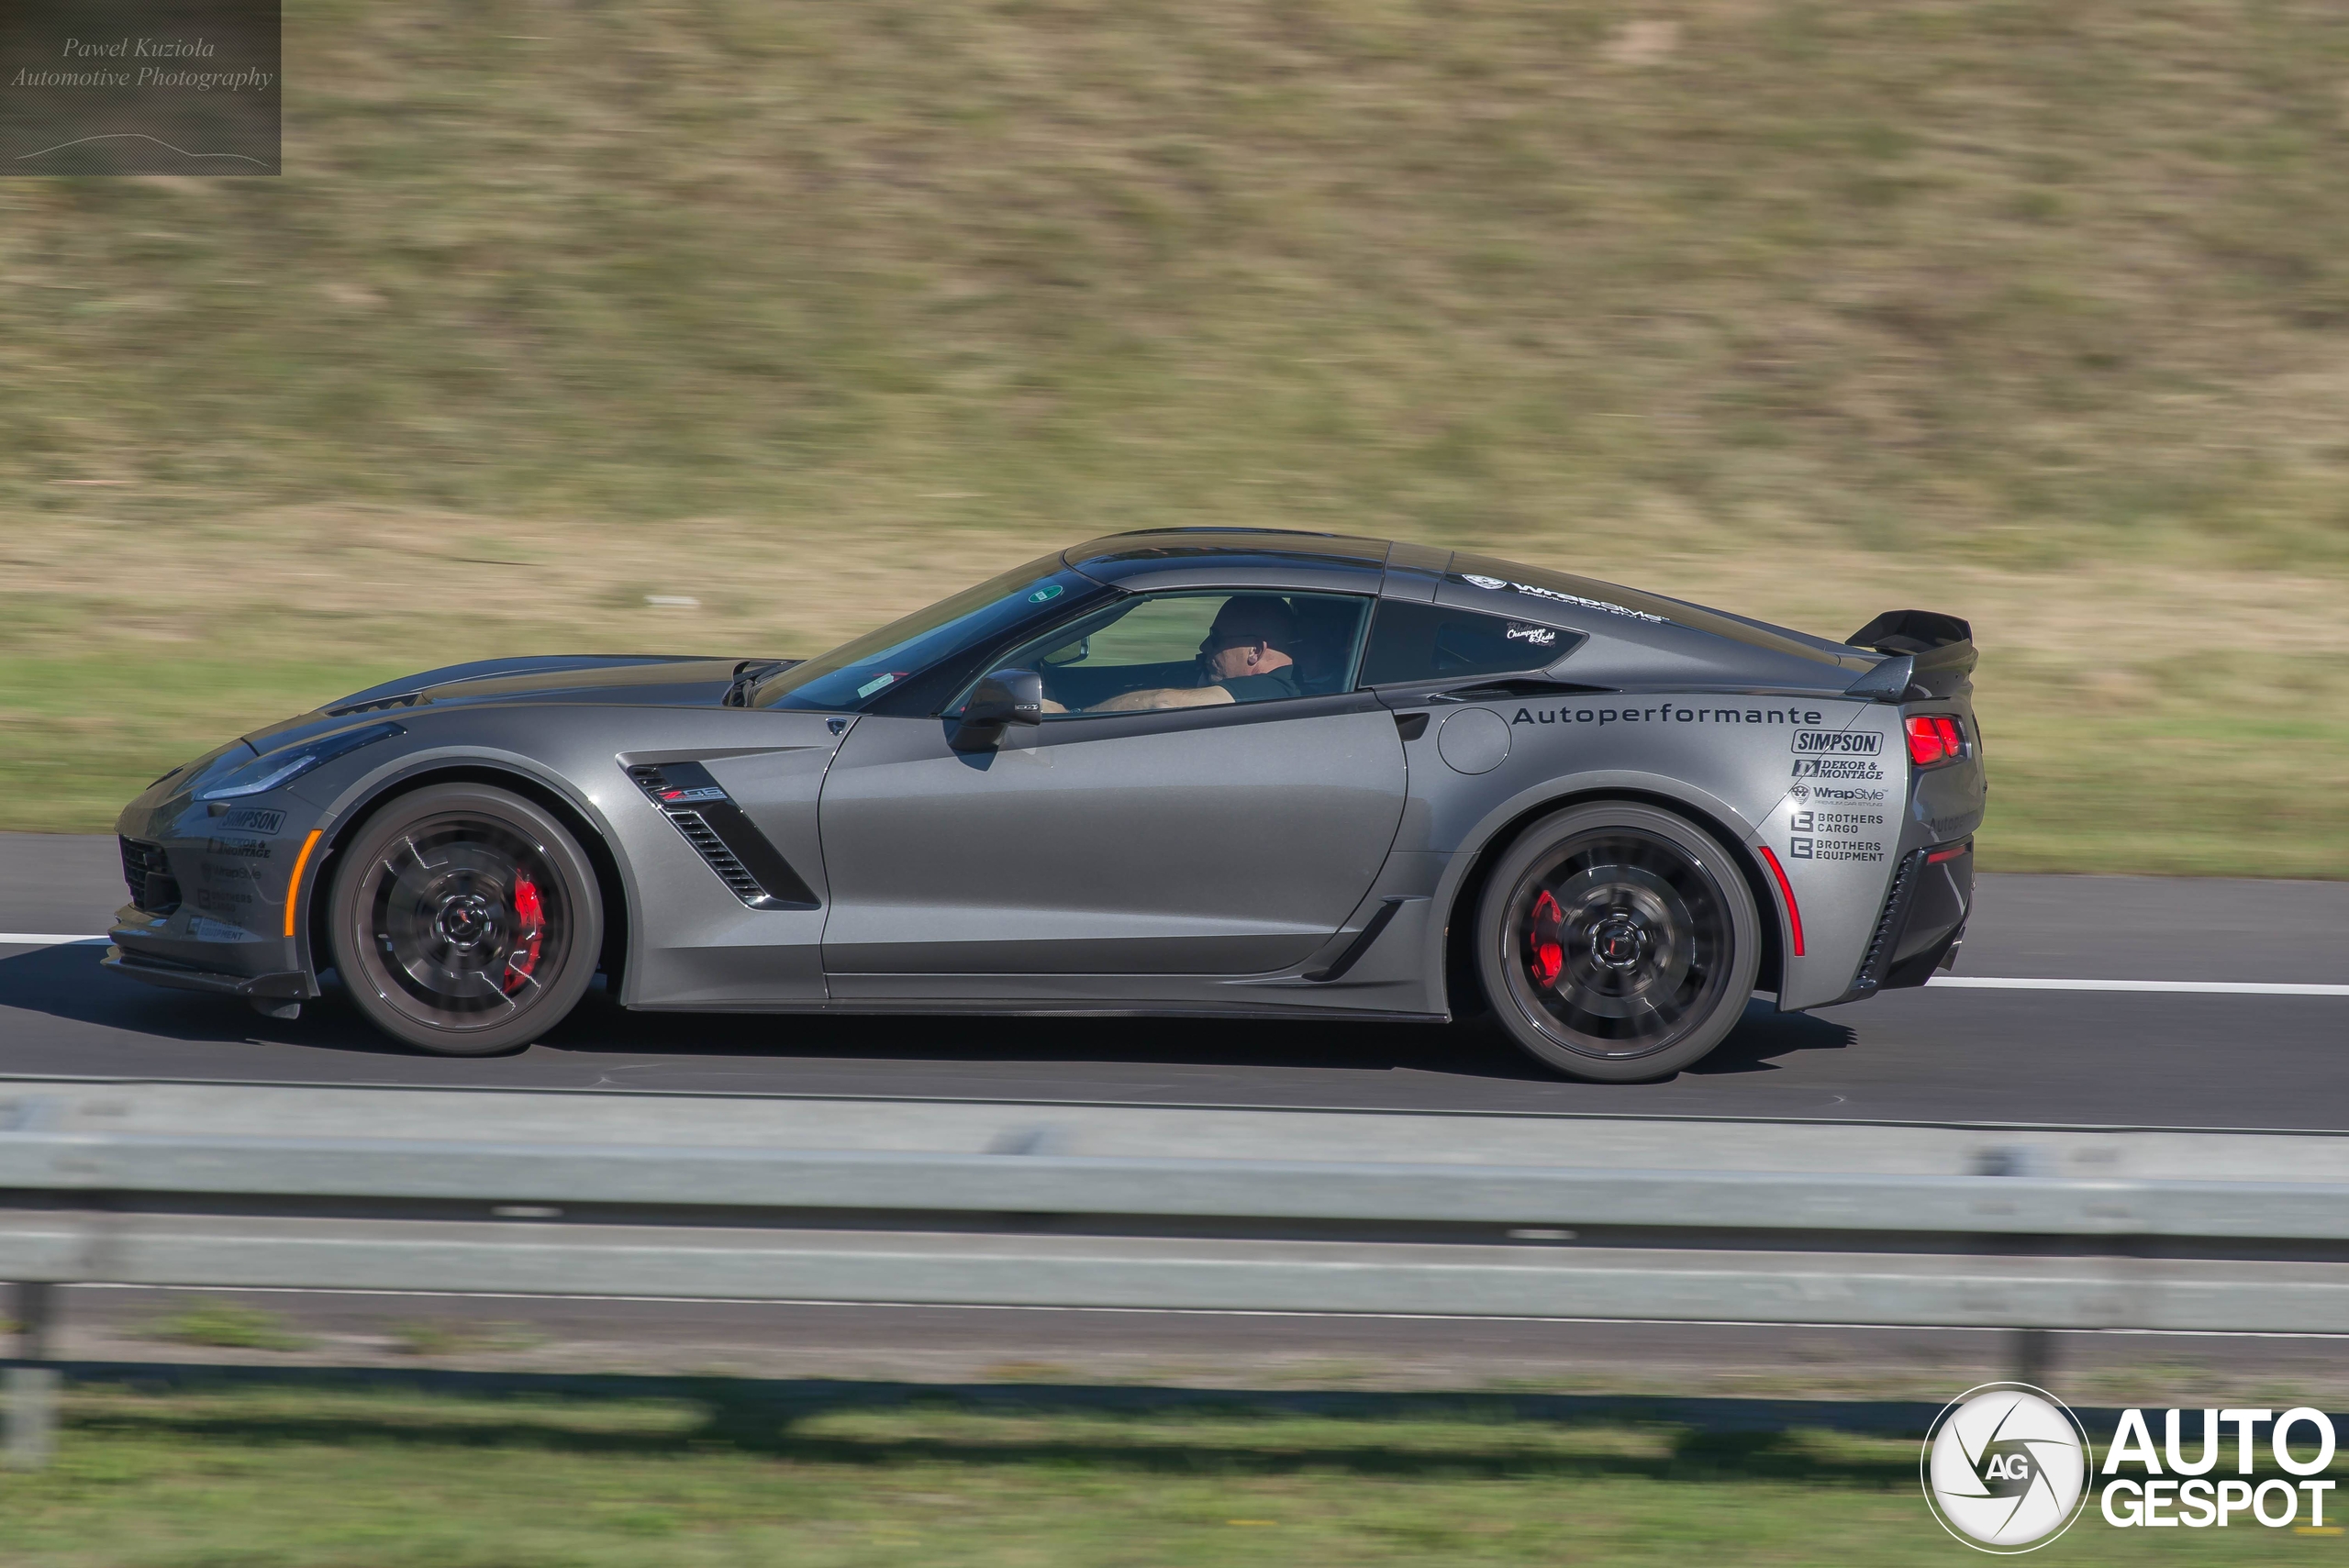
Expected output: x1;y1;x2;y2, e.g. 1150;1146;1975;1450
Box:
328;784;601;1055
1475;802;1761;1083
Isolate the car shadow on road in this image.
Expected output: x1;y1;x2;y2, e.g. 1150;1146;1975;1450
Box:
0;944;1854;1085
1688;1003;1856;1075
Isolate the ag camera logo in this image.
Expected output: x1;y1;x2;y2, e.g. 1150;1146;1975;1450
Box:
1922;1384;2091;1552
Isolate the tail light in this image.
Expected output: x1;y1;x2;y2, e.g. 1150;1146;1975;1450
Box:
1904;714;1966;768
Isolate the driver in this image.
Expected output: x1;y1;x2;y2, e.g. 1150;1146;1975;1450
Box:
1088;595;1301;712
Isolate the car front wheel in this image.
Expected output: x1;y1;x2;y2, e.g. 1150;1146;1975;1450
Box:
328;783;602;1055
1475;802;1762;1082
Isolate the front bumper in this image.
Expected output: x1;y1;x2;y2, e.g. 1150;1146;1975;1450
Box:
109;798;326;1003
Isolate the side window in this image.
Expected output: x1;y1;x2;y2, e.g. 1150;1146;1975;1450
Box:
987;591;1371;717
1357;600;1578;687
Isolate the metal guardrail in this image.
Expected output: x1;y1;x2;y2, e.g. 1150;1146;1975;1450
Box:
6;1092;2349;1466
8;1131;2349;1236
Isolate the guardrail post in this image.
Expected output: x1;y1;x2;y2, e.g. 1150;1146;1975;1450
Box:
5;1282;60;1470
2010;1326;2054;1389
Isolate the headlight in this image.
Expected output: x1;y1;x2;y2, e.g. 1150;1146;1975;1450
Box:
195;722;405;801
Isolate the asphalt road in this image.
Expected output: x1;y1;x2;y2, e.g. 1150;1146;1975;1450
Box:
4;832;2344;1130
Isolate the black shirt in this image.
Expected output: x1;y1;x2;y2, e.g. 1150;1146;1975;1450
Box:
1215;665;1302;705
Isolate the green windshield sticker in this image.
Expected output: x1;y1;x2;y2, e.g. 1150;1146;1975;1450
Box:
1027;584;1063;603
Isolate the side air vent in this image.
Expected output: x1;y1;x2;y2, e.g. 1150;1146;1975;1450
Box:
626;762;820;910
119;837;182;916
667;810;769;905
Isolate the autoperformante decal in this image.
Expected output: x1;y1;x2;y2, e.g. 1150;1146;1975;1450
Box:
1459;573;1667;624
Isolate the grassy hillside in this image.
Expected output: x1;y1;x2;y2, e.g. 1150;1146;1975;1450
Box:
2;0;2344;870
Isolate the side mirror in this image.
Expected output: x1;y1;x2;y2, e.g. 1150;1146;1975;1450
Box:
952;668;1044;750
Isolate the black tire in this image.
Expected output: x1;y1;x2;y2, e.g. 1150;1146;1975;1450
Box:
328;784;602;1055
1475;802;1761;1083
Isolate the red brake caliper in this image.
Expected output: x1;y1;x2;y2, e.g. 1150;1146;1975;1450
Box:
506;877;545;993
1529;890;1564;988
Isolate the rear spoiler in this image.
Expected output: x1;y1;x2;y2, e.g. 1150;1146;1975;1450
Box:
1843;609;1976;703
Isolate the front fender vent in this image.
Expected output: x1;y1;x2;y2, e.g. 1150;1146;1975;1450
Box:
626;763;819;910
667;809;768;905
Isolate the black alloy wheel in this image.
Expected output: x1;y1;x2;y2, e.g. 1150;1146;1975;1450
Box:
328;784;602;1055
1475;802;1761;1082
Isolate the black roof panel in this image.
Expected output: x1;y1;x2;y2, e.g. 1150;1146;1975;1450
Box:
1063;528;1394;589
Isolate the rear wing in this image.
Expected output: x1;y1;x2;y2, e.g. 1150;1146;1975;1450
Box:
1842;609;1976;703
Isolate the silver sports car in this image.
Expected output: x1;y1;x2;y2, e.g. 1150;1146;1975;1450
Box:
109;529;1983;1081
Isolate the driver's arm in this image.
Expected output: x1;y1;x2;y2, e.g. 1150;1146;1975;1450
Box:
1086;684;1236;713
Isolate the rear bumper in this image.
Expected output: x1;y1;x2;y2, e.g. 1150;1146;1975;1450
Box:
1853;839;1974;995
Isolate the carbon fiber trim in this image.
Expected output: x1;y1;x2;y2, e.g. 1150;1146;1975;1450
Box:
1851;848;1924;995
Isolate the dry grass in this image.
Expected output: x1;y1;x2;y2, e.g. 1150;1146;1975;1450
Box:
3;507;2343;873
2;0;2345;868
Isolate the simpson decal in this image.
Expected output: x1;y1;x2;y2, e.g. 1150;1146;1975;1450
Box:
1792;728;1884;756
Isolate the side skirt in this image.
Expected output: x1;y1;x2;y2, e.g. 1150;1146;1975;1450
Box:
618;998;1452;1023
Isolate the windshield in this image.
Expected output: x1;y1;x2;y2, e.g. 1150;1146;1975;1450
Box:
752;552;1088;712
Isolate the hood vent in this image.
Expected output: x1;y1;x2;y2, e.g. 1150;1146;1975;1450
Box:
325;691;431;717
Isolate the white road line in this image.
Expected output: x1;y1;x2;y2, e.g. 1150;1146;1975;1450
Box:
1929;976;2349;997
0;934;108;946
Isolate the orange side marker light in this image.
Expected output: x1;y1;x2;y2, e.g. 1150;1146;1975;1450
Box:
285;826;326;939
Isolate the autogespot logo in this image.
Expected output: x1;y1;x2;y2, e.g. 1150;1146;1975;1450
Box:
1921;1384;2092;1552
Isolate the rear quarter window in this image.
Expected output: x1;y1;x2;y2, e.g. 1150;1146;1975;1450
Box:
1358;600;1579;687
